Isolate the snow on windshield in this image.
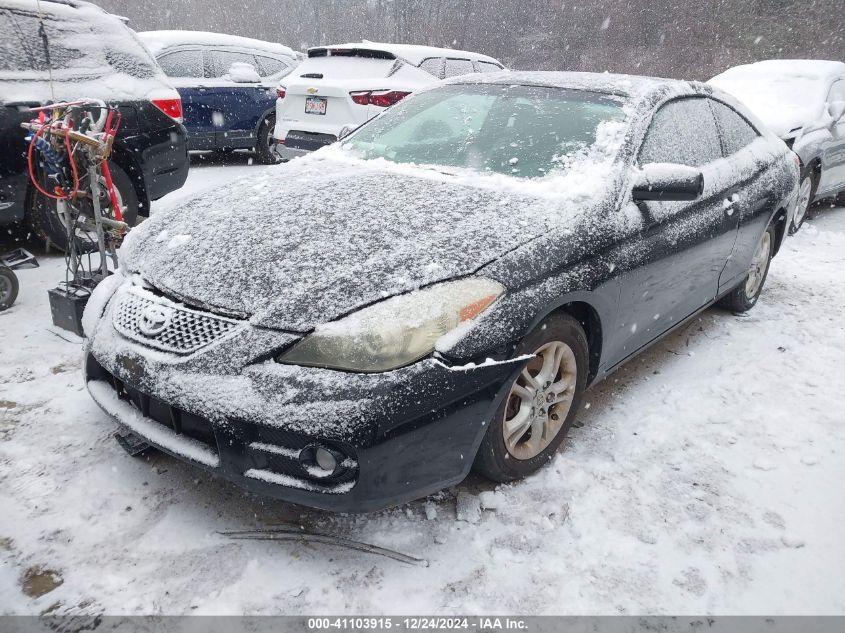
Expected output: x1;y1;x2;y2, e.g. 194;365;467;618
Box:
343;83;627;179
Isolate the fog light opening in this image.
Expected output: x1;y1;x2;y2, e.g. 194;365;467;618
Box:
299;444;342;480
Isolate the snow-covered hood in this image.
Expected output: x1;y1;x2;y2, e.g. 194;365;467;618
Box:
122;154;612;332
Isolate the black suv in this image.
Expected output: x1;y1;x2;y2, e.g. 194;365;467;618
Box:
0;0;189;249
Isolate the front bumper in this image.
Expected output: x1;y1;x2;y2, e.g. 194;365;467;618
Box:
85;291;520;512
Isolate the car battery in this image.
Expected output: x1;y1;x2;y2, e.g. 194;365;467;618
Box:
48;286;90;338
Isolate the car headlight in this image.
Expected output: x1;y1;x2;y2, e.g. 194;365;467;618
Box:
277;278;504;372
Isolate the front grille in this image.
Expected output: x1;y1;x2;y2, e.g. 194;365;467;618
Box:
112;286;241;355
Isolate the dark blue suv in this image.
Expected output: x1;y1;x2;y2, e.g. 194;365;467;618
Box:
140;31;300;164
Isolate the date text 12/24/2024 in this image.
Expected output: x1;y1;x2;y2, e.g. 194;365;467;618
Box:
307;617;528;631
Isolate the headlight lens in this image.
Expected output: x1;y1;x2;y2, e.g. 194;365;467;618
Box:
277;278;504;372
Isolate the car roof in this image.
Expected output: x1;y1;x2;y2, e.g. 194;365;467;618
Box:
446;70;691;100
710;59;845;84
307;41;503;67
139;30;297;59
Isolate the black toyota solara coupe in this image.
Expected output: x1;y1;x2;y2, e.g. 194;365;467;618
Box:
83;71;799;512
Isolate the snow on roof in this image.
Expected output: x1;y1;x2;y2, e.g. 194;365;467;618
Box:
712;59;845;83
308;40;502;67
447;70;677;99
138;30;297;59
709;60;845;137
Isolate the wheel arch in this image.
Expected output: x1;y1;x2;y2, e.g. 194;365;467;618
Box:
525;296;606;385
254;105;276;138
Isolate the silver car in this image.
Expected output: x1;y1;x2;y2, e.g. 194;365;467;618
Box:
710;59;845;231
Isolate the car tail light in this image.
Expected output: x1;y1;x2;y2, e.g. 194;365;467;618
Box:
369;90;410;107
349;90;411;107
277;87;286;99
151;98;183;123
350;91;370;106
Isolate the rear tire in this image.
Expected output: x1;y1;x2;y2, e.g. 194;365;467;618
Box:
27;161;138;252
473;313;589;483
255;114;280;164
0;266;19;311
718;223;776;313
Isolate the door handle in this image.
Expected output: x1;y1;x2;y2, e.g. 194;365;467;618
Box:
722;193;740;216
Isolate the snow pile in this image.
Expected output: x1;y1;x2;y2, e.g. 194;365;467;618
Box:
708;60;845;138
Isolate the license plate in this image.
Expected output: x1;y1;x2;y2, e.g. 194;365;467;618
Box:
305;96;327;115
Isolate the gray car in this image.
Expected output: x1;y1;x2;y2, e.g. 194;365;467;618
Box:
710;59;845;232
82;72;798;511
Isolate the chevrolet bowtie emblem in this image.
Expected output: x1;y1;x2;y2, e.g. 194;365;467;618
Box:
306;87;318;94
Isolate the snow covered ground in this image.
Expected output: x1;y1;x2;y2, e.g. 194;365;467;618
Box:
1;156;844;615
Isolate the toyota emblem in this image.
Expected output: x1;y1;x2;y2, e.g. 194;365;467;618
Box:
138;304;173;337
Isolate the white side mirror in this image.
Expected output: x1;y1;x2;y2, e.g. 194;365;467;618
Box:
226;62;261;83
827;100;845;121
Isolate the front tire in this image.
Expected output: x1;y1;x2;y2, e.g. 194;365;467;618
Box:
790;167;817;234
718;223;776;313
255;114;281;164
474;313;589;482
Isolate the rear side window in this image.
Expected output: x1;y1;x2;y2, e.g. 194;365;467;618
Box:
639;98;722;167
254;54;288;77
443;58;475;78
419;57;443;78
157;50;203;78
0;9;84;72
209;50;258;77
709;100;759;156
477;61;503;73
0;8;157;79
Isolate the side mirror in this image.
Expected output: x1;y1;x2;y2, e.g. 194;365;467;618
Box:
632;163;704;202
826;100;845;122
226;62;261;83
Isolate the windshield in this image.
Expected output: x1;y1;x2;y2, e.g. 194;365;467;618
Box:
343;83;627;179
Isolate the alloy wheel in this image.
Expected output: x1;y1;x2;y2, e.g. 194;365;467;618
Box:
745;230;772;298
502;341;578;460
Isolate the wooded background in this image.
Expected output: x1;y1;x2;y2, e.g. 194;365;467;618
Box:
99;0;845;80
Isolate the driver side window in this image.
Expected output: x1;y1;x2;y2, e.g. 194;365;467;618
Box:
639;98;722;167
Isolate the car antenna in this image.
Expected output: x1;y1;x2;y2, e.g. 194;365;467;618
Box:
34;0;55;103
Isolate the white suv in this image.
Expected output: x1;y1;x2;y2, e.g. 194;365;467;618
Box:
273;41;504;158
